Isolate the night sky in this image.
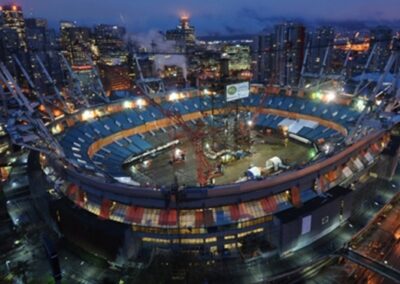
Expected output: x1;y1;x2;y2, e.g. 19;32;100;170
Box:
7;0;400;34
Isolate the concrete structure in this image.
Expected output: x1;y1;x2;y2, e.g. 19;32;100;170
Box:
166;16;196;52
26;91;392;261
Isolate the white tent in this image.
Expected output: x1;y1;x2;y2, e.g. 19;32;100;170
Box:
266;156;283;171
247;167;261;179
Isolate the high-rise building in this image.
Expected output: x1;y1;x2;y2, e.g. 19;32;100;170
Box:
93;24;128;65
25;18;49;52
99;64;132;92
0;4;27;51
222;44;251;72
0;27;20;74
220;56;230;77
25;18;47;28
25;18;65;88
166;16;196;52
92;25;132;92
273;22;306;86
0;5;28;79
60;22;92;66
252;33;274;84
60;21;75;30
333;31;370;78
189;49;221;89
308;26;335;74
369;26;393;72
59;22;105;96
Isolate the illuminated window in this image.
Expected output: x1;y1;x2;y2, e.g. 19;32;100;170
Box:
142;237;170;244
205;237;217;243
224;235;235;240
210;246;218;254
224;243;237;250
180;238;204;244
237;228;264;238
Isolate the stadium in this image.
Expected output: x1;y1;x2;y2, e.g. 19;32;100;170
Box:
2;4;400;282
0;26;399;277
30;82;393;261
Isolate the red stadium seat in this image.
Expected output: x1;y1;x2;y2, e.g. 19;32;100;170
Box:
76;190;85;208
168;209;177;226
229;205;240;221
261;196;277;213
159;210;169;226
239;203;252;219
125;206;144;224
66;183;79;196
99;199;113;219
195;211;204;227
291;186;302;207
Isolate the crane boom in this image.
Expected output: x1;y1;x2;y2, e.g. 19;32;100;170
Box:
134;55;213;186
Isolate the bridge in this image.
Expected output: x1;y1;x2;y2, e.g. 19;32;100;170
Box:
337;248;400;283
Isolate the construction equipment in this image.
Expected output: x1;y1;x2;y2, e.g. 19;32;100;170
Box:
134;55;213;186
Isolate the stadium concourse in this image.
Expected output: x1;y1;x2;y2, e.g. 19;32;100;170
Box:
31;89;393;262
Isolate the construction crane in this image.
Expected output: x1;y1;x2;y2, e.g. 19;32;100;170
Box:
134;55;213;186
250;89;270;126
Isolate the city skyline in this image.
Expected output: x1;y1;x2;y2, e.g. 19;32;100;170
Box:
1;1;400;283
4;0;400;35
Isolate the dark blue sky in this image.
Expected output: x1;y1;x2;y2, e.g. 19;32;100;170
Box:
8;0;400;34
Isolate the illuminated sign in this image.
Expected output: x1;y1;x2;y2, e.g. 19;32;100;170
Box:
226;82;249;102
301;215;312;235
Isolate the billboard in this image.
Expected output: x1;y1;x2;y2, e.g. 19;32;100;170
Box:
226;82;249;102
301;215;312;235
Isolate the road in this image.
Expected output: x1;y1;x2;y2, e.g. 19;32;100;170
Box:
305;176;400;284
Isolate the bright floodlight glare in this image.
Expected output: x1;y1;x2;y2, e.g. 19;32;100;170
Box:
322;143;333;154
356;99;366;111
123;101;131;109
325;91;336;102
82;110;94;121
308;149;317;159
169;92;179;101
174;148;182;157
312;91;323;100
136;98;145;108
247;120;253;126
